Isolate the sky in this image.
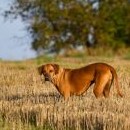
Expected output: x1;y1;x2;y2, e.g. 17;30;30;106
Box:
0;0;36;61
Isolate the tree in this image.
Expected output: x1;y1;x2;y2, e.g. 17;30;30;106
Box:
94;0;130;50
6;0;94;54
5;0;130;54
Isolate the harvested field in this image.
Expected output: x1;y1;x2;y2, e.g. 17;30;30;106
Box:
0;57;130;130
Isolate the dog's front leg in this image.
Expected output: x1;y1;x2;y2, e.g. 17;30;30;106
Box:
63;90;70;101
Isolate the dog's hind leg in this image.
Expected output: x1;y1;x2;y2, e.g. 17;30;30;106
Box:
103;79;112;98
93;73;110;98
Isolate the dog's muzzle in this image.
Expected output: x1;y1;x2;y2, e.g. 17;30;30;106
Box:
44;74;52;82
45;76;50;81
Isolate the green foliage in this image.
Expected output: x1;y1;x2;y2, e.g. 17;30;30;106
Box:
95;0;130;49
5;0;130;54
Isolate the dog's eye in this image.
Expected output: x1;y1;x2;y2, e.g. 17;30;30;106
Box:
49;70;53;73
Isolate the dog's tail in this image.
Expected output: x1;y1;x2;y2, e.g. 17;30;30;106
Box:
110;67;123;97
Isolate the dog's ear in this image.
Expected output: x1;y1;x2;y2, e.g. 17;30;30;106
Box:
52;64;59;74
37;65;43;75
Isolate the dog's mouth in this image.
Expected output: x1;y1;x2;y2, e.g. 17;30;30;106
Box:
44;74;52;82
45;76;51;81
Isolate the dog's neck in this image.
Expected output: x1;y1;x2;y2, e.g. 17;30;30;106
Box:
51;67;70;92
52;67;64;85
51;67;72;96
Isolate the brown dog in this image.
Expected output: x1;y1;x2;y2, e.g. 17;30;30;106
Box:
38;63;123;99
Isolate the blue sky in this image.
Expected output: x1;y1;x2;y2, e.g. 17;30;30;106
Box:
0;0;36;60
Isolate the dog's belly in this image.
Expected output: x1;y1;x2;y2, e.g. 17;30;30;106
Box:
70;84;89;95
74;87;87;95
70;79;94;95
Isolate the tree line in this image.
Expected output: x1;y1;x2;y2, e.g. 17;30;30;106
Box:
5;0;130;54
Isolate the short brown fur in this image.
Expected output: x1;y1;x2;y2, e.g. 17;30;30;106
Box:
38;63;123;100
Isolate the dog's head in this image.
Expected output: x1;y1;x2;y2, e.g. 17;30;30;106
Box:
38;64;59;82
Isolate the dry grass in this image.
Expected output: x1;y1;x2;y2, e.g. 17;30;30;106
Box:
0;57;130;130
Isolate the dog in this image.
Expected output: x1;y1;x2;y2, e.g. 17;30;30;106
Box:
38;63;123;99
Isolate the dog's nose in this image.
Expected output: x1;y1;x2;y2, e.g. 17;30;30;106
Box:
44;73;49;77
44;73;51;81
